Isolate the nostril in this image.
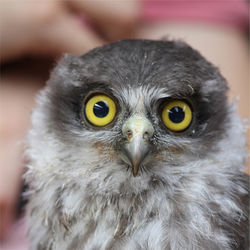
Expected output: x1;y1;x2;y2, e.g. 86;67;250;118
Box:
143;131;149;139
126;129;133;139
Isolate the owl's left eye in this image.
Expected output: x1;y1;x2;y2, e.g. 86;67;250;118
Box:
84;94;116;127
161;100;192;132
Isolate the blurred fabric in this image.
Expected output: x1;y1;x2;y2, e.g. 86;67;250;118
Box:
142;0;249;32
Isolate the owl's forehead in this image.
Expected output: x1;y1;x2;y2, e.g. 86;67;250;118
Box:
116;86;170;111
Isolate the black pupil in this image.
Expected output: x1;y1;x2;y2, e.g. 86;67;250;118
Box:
168;106;185;123
93;101;109;118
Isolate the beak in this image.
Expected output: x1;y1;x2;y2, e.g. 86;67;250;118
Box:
121;115;154;177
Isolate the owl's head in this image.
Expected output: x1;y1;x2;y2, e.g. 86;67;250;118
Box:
29;39;244;196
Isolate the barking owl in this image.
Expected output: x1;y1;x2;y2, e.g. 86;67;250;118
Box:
25;39;249;250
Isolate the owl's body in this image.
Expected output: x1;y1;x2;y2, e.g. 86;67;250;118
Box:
25;39;249;250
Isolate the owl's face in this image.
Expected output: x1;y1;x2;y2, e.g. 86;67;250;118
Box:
30;39;230;195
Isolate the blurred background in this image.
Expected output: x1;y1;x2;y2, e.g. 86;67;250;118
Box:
0;0;249;249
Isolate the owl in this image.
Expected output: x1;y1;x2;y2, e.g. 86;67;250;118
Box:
25;39;249;250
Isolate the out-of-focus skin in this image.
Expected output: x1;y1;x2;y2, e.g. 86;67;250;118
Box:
0;1;249;241
0;70;43;241
0;0;139;61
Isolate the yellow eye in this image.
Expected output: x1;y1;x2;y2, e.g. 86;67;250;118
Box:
85;94;116;127
161;100;192;132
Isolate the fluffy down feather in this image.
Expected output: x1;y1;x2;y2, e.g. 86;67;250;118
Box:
25;39;249;250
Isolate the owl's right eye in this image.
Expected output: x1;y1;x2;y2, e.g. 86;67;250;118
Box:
84;94;117;127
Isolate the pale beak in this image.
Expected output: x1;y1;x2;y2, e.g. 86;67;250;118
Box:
120;115;154;177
